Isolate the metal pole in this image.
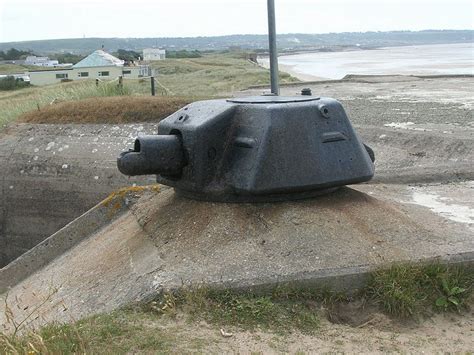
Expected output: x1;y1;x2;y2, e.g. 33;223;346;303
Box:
267;0;279;95
151;76;156;96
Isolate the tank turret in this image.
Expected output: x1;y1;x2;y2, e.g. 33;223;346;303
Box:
118;95;375;202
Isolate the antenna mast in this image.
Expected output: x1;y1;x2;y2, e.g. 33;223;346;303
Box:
267;0;279;95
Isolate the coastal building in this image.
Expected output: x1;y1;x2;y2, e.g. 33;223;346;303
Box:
28;50;153;86
143;48;166;61
24;56;61;67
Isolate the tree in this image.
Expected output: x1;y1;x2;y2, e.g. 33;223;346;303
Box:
114;49;141;61
4;48;31;60
51;53;85;64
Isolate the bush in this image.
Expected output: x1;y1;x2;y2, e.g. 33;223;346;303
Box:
0;76;29;91
0;48;31;60
166;50;202;58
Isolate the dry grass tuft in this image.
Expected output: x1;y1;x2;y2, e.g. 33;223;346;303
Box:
18;96;197;124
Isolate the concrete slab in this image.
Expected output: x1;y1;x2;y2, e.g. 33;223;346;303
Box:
1;184;472;331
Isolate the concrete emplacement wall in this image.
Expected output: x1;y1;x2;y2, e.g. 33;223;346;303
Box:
0;123;156;267
0;76;473;331
2;74;474;270
1;117;473;268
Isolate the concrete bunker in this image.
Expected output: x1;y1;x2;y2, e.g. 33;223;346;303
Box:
0;76;473;329
0;123;155;267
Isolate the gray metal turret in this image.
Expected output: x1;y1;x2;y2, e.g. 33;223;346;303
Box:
117;95;375;202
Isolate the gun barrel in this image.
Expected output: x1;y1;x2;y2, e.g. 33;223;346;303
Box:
117;135;185;176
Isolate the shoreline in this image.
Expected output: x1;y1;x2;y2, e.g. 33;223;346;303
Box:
279;63;327;82
258;41;474;58
258;59;327;82
257;42;474;82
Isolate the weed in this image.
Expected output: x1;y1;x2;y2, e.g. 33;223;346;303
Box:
435;284;466;310
365;262;473;317
433;266;471;311
150;286;321;334
149;293;179;317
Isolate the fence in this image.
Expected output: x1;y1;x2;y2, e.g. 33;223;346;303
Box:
95;76;173;96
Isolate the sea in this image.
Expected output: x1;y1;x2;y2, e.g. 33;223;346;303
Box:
259;43;474;80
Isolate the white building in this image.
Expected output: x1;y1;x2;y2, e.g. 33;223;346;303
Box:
143;48;166;61
25;56;59;67
29;50;153;86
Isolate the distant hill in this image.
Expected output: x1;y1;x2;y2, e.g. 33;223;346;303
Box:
0;30;472;55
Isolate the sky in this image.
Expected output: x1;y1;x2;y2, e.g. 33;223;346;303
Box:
0;0;473;43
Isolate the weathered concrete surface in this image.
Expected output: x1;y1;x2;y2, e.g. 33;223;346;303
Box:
0;184;472;330
0;75;472;330
0;185;153;294
0;123;157;266
359;125;473;183
1;76;472;267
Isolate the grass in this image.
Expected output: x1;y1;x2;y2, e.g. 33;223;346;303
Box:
1;262;472;353
365;262;473;317
0;311;190;353
0;80;140;127
150;51;299;96
18;96;198;124
155;287;322;334
0;52;299;128
0;63;36;75
0;290;321;354
0;78;182;127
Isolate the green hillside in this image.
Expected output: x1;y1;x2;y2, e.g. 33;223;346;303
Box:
0;30;471;54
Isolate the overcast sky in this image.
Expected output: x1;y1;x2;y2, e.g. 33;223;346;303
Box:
0;0;473;43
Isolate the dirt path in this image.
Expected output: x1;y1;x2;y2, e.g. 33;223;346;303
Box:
114;308;474;353
217;313;473;353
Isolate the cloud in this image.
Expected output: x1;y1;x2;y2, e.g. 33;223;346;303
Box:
1;0;472;42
